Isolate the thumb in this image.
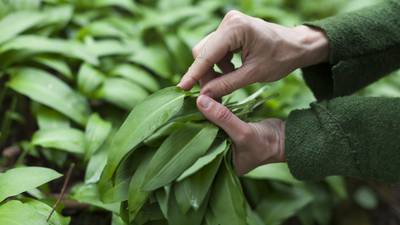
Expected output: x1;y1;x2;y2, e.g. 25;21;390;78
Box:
197;95;249;140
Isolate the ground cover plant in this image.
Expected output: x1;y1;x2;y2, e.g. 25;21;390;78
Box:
1;0;400;225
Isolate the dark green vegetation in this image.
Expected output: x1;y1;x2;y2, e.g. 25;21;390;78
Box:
0;0;399;225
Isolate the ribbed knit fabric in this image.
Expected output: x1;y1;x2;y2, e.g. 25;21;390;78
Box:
285;0;400;182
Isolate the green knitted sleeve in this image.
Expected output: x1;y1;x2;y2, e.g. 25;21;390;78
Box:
285;96;400;182
301;0;400;100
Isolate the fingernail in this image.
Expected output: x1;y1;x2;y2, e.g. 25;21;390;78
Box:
198;95;211;109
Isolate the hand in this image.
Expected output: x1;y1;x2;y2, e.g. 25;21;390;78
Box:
197;95;285;175
178;10;329;98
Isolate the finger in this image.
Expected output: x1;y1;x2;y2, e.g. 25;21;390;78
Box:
192;32;214;58
217;52;235;74
197;95;249;140
178;30;238;90
199;70;218;88
201;65;253;98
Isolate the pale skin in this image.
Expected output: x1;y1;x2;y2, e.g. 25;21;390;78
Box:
178;10;330;175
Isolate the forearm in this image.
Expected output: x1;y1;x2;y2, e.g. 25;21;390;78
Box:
302;0;400;100
285;96;400;183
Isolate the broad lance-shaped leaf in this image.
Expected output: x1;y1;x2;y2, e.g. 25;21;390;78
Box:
8;67;90;125
25;199;70;225
84;113;112;159
70;183;120;213
102;87;186;180
111;63;159;92
0;35;99;65
0;167;62;202
128;151;154;221
33;56;73;80
143;124;219;191
96;77;148;110
205;156;247;225
0;11;44;45
174;153;223;214
177;139;228;181
78;63;106;97
33;105;70;130
32;127;85;154
244;163;300;184
0;200;47;225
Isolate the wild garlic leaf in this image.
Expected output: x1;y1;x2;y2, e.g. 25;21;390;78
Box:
34;105;70;130
0;35;99;65
0;200;48;225
128;151;154;221
32;127;85;154
174;153;223;213
70;183;120;213
33;56;73;80
8;67;90;125
24;198;71;225
84;113;112;159
96;77;148;110
143;124;219;191
102;87;186;181
0;11;44;45
167;188;209;225
206;156;247;225
244;163;300;184
0;167;62;202
111;63;159;92
77;63;106;97
177;139;228;181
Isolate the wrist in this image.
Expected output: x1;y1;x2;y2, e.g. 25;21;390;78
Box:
293;25;330;67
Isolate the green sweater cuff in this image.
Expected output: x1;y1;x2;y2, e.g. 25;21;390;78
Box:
301;0;400;100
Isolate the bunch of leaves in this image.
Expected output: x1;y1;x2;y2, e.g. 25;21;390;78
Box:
96;86;278;225
0;0;390;225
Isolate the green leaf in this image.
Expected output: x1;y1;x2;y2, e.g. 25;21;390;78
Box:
103;87;186;180
129;45;172;78
34;104;70;130
174;153;222;213
111;64;159;92
96;78;149;110
33;56;73;80
0;167;62;202
244;163;300;184
206;156;247;225
85;149;107;184
143;124;219;191
77;63;105;96
84;113;112;158
0;35;99;65
177;140;228;181
166;189;209;225
256;187;313;225
0;11;44;45
70;183;120;213
128;151;154;221
0;200;48;225
8;67;90;125
32;127;85;154
25;198;70;225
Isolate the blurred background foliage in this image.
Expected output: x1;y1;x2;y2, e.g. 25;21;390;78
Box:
0;0;399;225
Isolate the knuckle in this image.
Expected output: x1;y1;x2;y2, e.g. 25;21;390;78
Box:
191;46;200;57
218;79;235;94
224;10;241;20
215;106;232;122
235;126;252;143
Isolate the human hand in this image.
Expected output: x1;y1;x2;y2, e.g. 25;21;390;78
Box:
178;10;329;98
197;95;285;175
